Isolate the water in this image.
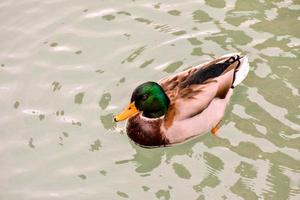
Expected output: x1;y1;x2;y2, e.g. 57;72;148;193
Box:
0;0;299;199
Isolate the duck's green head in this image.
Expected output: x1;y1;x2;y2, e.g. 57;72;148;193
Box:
114;81;170;121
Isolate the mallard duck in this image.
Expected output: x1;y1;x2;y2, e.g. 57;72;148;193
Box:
114;53;249;147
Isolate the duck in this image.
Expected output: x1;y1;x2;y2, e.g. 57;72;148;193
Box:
114;53;249;147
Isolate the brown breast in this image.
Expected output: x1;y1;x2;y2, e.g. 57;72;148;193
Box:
126;115;169;147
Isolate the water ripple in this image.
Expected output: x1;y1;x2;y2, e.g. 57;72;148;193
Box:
0;0;299;199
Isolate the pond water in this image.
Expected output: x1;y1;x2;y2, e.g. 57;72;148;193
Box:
0;0;299;199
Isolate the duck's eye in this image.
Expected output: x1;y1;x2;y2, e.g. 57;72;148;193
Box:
141;94;148;100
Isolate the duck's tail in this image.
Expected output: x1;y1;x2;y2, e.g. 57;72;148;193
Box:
232;55;249;87
210;52;250;88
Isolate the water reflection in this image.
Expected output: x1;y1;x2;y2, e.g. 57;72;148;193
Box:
1;0;299;199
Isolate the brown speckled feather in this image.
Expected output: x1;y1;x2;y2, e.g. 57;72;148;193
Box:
159;55;231;91
159;55;239;122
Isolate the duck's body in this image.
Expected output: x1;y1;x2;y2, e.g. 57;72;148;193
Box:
115;53;249;147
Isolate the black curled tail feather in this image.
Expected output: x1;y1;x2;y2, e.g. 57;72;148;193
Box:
228;55;241;88
181;55;241;88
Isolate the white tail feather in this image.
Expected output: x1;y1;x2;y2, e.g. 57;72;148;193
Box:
233;56;249;87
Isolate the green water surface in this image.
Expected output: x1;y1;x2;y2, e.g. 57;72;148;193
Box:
0;0;299;199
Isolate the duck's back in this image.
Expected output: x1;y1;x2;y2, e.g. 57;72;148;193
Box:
159;55;242;121
180;56;240;88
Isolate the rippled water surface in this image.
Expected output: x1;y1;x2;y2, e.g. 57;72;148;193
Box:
1;0;300;199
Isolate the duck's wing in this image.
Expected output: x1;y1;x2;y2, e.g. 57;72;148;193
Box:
162;55;243;125
173;67;236;120
158;55;230;93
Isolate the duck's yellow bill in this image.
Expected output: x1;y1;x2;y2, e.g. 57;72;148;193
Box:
114;102;139;122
